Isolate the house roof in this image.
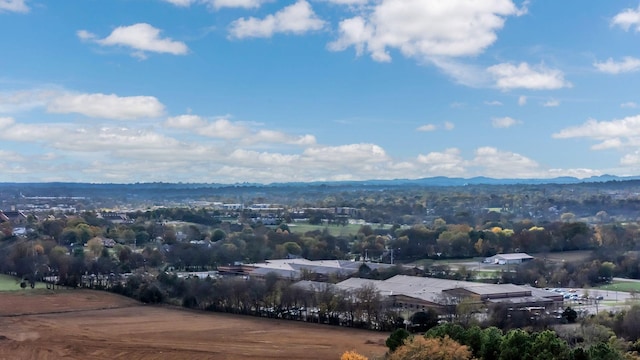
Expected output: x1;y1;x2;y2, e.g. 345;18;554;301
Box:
245;259;397;279
334;275;553;305
491;253;534;260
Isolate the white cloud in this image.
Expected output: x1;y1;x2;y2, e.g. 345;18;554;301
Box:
621;102;638;108
247;130;317;146
328;0;524;62
0;116;15;128
198;118;251;139
417;122;454;132
78;23;188;58
416;148;466;176
0;89;165;120
417;124;436;132
612;5;640;32
518;95;527;106
485;100;503;106
594;57;640;74
326;0;368;4
492;116;521;128
162;0;195;6
212;0;269;9
543;99;560;107
621;152;640;166
487;62;571;90
48;93;165;120
229;0;325;39
0;0;28;13
165;114;207;129
165;114;316;146
0;89;59;113
553;115;640;140
162;0;270;9
303;143;388;163
472;146;540;178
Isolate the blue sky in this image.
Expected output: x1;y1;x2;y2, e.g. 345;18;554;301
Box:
1;0;640;183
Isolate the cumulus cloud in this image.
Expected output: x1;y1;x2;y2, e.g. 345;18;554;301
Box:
552;114;640;161
485;100;503;106
492;116;521;128
164;114;207;129
417;122;454;132
417;124;436;132
416;148;466;176
165;114;316;146
162;0;196;6
594;57;640;74
47;93;165;120
621;102;638;108
327;0;369;4
487;62;571;90
543;99;560;107
472;146;540;178
0;116;15;128
162;0;270;9
0;89;58;113
78;23;188;59
612;5;640;32
0;0;28;13
518;95;527;106
0;115;604;182
229;1;325;39
303;143;387;163
553;115;640;141
212;0;270;9
0;89;165;120
328;0;524;62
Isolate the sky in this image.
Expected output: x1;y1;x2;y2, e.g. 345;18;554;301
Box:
2;0;640;184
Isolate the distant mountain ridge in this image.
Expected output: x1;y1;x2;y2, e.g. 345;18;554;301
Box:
2;175;640;188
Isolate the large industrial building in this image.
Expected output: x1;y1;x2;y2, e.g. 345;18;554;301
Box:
296;274;562;312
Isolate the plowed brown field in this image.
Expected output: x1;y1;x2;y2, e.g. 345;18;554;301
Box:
0;290;388;360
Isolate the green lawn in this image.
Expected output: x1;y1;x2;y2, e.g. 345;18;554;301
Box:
287;223;390;236
594;281;640;293
0;274;47;292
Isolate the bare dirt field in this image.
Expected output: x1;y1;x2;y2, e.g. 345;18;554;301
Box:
0;290;388;360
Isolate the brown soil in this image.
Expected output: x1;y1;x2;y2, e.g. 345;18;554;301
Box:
0;290;388;360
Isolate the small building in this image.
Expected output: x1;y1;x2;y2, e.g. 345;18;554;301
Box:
0;210;28;226
485;253;534;265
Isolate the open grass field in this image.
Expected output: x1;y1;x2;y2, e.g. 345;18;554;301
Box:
287;223;369;236
0;290;388;360
595;281;640;293
532;250;594;264
0;274;47;292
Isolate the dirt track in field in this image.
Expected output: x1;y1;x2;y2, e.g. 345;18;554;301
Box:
0;290;388;360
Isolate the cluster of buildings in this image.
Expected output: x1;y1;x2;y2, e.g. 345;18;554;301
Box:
219;255;561;315
327;275;562;312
